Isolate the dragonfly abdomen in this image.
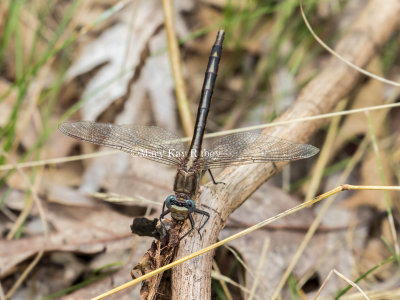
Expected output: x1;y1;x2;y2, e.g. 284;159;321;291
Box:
188;30;225;160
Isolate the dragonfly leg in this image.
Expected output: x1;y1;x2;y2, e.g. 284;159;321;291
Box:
179;208;210;241
159;202;171;236
179;215;195;241
208;169;225;185
194;208;210;237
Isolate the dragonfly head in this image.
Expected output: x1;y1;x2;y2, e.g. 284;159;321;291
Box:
165;195;195;221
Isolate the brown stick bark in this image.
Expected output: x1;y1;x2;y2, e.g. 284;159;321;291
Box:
172;0;400;299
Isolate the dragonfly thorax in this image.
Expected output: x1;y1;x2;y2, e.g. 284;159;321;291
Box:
173;168;202;199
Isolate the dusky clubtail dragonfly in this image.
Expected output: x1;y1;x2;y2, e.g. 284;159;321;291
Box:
59;30;319;239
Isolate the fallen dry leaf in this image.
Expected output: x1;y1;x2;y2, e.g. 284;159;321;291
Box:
65;1;164;121
0;201;135;276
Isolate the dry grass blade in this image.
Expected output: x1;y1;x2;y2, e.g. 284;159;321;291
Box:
203;102;400;139
211;271;254;299
212;260;233;300
314;269;370;300
0;150;118;171
365;111;400;255
341;288;400;300
223;244;265;293
161;0;193;137
304;100;347;201
248;237;270;300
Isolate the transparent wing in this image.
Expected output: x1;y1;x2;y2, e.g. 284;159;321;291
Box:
196;129;319;169
59;121;188;166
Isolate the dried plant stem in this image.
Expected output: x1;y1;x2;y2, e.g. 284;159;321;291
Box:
304;100;347;201
248;238;270;300
365;111;399;255
300;0;400;88
161;0;193;137
314;269;370;300
0;150;118;171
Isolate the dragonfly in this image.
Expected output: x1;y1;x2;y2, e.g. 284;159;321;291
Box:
59;30;319;239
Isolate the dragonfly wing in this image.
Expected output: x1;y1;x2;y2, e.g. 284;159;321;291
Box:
59;121;187;166
197;129;319;169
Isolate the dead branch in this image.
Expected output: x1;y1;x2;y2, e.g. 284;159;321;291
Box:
172;0;400;299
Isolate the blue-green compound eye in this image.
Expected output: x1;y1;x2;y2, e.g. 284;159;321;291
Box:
185;199;195;213
165;195;176;208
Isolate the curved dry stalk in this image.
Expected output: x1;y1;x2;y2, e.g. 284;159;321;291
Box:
314;269;370;300
300;0;400;88
162;0;193;137
172;0;400;299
